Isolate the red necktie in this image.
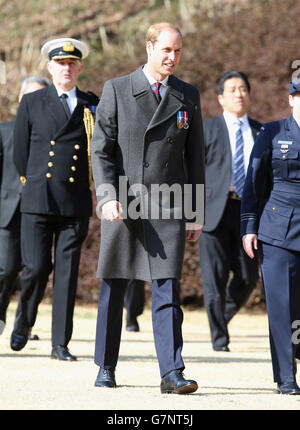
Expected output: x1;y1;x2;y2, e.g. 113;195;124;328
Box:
154;82;162;104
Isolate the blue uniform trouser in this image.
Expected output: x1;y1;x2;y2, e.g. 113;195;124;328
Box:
259;242;300;383
94;278;184;377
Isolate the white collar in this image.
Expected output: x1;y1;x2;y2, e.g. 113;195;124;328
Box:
142;65;169;87
55;86;77;98
223;110;248;127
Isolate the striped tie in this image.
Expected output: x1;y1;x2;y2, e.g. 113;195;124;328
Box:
233;120;245;197
154;82;162;104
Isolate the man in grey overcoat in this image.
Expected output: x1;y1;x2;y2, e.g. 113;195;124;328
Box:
91;22;205;394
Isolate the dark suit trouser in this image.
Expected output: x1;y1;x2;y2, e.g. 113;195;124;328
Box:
259;242;300;383
0;211;21;322
198;198;259;348
124;280;145;322
94;278;184;377
14;213;89;346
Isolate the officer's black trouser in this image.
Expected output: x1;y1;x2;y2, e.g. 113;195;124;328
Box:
14;213;89;346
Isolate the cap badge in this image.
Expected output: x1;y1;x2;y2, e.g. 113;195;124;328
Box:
63;42;75;52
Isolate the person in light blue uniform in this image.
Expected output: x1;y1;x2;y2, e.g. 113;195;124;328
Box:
241;80;300;395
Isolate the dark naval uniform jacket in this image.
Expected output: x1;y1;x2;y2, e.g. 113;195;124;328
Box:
91;67;205;281
0;121;22;228
241;114;300;249
13;84;98;217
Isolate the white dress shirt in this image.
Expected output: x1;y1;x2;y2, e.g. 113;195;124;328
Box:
55;86;77;114
142;66;169;99
223;110;254;190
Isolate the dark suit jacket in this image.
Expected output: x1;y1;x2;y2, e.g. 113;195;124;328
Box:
91;67;205;281
13;84;98;218
203;114;261;232
0;121;22;228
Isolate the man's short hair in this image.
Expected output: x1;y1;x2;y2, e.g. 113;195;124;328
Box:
20;76;50;95
146;22;182;45
217;71;251;95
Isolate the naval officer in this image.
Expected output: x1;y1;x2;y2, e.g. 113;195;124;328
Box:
11;38;99;360
241;80;300;395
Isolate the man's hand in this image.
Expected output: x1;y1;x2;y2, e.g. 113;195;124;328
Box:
101;200;123;221
186;223;202;242
242;234;258;259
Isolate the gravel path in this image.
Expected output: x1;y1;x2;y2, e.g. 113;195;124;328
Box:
1;301;300;411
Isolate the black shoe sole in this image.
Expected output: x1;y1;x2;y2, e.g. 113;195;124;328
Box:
94;381;116;388
51;352;77;361
161;382;198;394
277;389;300;395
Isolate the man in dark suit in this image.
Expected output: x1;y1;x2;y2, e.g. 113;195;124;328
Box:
91;22;205;393
10;38;99;361
0;77;49;337
198;71;261;352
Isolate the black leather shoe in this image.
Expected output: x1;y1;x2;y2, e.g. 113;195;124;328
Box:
95;367;116;388
213;345;230;352
160;370;198;394
10;328;29;351
51;345;77;361
126;319;139;332
277;381;300;395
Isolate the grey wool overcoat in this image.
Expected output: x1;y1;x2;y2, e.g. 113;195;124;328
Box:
91;67;205;281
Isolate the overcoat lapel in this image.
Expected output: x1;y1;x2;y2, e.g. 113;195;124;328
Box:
147;75;184;132
131;69;184;132
131;68;158;125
